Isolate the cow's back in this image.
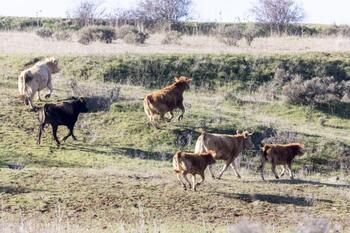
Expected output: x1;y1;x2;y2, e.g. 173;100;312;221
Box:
200;133;239;160
265;144;300;164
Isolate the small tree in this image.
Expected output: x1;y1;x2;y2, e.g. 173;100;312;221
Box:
135;0;192;30
68;0;105;27
250;0;305;35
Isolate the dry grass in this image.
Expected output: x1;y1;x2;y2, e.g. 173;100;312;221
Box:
2;31;350;55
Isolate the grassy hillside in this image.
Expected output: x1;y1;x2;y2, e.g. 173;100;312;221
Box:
1;54;350;232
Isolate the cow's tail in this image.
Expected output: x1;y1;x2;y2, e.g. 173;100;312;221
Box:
173;151;182;173
194;132;209;153
260;144;268;160
145;95;154;112
18;71;33;104
36;105;46;125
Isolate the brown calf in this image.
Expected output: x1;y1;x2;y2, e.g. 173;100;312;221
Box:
143;76;191;128
259;143;305;181
173;150;216;191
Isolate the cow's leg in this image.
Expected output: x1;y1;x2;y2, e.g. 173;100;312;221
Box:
45;77;52;99
259;160;266;181
177;103;185;121
176;173;187;190
191;175;197;191
28;93;36;111
197;172;205;186
36;91;42;101
217;160;232;179
51;124;60;146
280;165;287;177
271;163;279;179
63;125;76;141
230;161;241;178
182;171;192;189
208;165;216;179
167;111;174;122
37;123;45;145
287;163;294;180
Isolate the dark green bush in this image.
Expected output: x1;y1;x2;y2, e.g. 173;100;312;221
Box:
123;31;149;44
35;27;53;38
78;26;116;45
56;53;350;90
282;76;347;106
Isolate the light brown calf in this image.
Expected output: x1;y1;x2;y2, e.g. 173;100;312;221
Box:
194;130;253;179
173;150;216;191
259;143;305;181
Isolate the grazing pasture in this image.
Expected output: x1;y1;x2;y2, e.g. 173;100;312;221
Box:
1;53;350;232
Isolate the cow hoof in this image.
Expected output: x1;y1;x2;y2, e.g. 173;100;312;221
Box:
45;94;51;99
275;176;279;179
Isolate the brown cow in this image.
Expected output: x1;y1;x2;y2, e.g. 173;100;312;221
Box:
143;76;192;128
194;130;253;179
259;143;305;181
173;150;216;191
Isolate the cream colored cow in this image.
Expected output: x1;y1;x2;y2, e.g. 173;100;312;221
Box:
18;57;60;110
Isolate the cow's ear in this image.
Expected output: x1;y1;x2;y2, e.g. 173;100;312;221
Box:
186;78;192;83
174;77;180;82
236;130;241;134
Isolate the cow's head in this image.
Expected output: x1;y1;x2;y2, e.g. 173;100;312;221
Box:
203;150;216;165
46;57;60;74
174;76;192;90
241;131;254;150
77;97;89;113
296;144;305;156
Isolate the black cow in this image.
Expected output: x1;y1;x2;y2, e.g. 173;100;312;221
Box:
37;97;88;145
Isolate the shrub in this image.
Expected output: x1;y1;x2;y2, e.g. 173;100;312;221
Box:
35;27;53;38
243;24;259;46
217;25;243;46
123;31;149;44
69;79;120;112
282;76;346;106
117;25;138;39
78;26;116;45
161;31;183;45
53;31;72;41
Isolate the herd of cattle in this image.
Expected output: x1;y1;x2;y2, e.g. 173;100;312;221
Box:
17;57;305;191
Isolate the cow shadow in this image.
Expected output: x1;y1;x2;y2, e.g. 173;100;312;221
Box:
0;186;42;194
62;143;172;161
267;178;350;188
316;103;350;120
215;191;333;207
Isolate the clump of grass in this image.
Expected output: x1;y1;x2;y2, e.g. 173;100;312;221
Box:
216;24;243;46
116;25;138;39
161;31;183;45
53;31;72;41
